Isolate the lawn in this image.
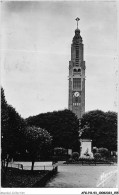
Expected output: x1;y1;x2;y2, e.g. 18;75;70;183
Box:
1;167;49;187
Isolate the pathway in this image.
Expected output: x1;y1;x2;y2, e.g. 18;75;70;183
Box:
45;163;117;188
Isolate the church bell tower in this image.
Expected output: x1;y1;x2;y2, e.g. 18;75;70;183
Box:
68;18;86;119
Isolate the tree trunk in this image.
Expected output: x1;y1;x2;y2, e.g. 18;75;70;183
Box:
5;155;10;173
1;167;6;187
31;160;35;171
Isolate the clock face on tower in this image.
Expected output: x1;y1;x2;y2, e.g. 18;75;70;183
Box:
74;92;80;97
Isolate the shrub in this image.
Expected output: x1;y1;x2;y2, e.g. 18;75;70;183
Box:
79;156;94;160
72;152;79;161
94;153;101;160
92;147;98;154
54;147;67;156
68;157;73;163
98;148;109;159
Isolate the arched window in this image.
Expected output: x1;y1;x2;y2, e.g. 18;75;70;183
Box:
74;69;77;72
78;68;81;73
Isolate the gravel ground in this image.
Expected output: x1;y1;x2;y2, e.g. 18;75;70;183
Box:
45;164;117;188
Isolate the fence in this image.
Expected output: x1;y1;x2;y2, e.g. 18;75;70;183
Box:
8;162;23;170
8;162;57;171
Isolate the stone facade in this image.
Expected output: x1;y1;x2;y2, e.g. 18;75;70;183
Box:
68;28;85;119
80;139;93;158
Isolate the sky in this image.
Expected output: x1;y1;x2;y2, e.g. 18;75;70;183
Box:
1;1;118;118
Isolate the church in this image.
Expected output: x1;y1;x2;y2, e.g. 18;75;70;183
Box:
68;18;86;119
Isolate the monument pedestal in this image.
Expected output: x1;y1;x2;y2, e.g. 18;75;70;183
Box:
80;139;93;158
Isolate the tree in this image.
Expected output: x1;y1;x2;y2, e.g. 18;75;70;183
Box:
1;87;8;136
26;109;79;151
80;110;117;151
1;87;26;169
25;126;52;171
1;87;9;168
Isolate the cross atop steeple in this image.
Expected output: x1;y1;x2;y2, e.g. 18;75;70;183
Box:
75;17;80;29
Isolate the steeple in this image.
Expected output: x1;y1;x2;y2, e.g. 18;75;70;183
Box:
73;18;82;44
75;17;80;29
68;18;85;119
